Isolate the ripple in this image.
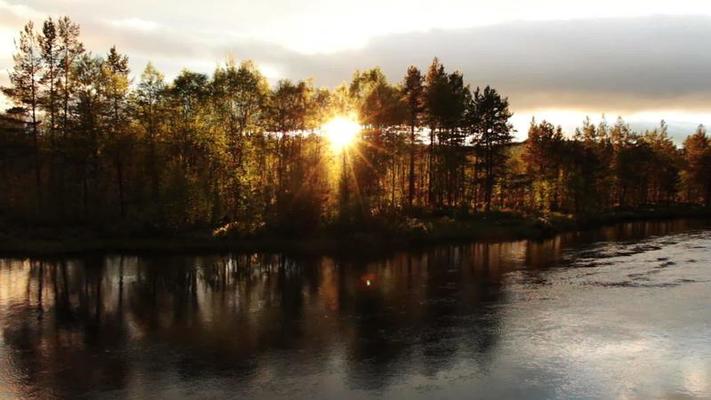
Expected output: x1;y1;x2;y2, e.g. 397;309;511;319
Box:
657;261;677;268
590;281;681;288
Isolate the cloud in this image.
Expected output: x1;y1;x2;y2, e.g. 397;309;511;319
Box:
124;14;711;139
106;17;160;32
270;16;711;114
3;9;711;138
102;14;705;115
0;1;42;26
15;0;711;53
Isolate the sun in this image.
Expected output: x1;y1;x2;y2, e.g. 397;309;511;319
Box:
322;115;360;151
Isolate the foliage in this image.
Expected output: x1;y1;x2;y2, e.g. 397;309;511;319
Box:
0;17;707;238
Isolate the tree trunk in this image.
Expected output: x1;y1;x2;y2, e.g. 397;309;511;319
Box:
428;126;435;207
116;157;126;218
408;123;416;209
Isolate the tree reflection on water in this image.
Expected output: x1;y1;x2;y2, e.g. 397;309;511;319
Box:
0;219;700;399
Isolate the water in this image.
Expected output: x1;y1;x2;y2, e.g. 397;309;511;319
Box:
1;220;710;399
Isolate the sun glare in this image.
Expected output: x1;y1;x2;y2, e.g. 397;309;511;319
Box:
322;115;361;151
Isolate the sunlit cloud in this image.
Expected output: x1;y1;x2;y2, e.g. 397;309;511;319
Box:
13;0;711;55
3;1;711;135
106;17;160;32
255;62;282;81
0;0;43;24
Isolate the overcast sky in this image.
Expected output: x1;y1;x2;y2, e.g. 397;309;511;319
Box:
2;0;711;140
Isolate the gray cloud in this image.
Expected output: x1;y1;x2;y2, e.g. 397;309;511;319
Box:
122;15;709;114
263;16;711;112
4;12;711;120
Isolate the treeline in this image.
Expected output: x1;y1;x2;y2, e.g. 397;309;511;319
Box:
521;118;711;213
1;17;711;236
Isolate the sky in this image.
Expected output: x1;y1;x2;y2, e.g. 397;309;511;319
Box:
2;0;711;141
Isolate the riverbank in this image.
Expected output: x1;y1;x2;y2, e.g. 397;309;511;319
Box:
1;206;710;257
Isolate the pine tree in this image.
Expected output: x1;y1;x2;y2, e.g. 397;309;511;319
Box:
402;66;424;208
135;63;166;203
683;125;711;205
39;17;60;135
57;16;84;137
466;86;513;212
104;46;131;217
3;21;44;206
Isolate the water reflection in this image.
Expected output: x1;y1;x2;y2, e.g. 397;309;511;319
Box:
0;219;709;399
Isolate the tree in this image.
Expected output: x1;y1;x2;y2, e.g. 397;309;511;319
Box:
57;17;84;137
574;116;597;143
350;68;408;212
421;59;472;208
104;46;131;217
267;79;327;231
211;60;269;221
269;79;307;188
39;17;60;135
423;58;449;206
640;121;680;204
71;53;107;216
682;125;711;205
438;70;469;207
170;70;209;162
163;69;217;226
567;121;607;213
466;86;513;212
402;66;424;209
134;63;166;202
523;119;564;211
3;21;44;206
610;117;636;206
3;16;710;237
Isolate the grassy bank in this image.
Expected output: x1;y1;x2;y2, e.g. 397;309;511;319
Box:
1;205;710;257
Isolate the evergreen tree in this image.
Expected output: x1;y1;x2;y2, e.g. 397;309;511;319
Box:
1;16;710;236
466;86;513;212
39;17;60;135
402;66;424;208
104;46;131;217
683;125;711;205
134;63;166;204
3;21;43;206
423;58;449;206
57;17;84;137
524;119;564;211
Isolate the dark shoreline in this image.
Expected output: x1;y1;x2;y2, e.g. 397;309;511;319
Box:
1;206;710;258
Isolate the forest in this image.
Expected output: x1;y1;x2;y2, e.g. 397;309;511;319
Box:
2;17;711;240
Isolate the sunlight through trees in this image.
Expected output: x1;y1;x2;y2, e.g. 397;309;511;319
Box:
1;17;710;237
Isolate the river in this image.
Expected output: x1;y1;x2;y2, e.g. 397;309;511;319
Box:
1;219;710;399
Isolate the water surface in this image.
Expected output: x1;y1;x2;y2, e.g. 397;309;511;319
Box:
1;220;710;399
